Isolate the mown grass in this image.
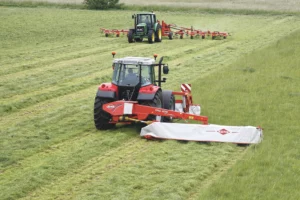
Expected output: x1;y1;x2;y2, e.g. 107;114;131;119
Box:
0;5;300;200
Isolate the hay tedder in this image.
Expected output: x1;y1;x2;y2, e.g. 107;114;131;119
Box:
94;53;262;144
100;12;229;42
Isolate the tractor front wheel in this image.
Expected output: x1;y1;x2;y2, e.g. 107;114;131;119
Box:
94;97;115;130
128;30;134;43
148;30;155;44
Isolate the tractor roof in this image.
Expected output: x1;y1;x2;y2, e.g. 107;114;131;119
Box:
137;12;155;15
113;57;155;65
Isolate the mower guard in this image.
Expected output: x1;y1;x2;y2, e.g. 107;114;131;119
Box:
141;122;263;144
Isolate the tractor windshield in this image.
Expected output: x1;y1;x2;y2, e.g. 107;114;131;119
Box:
137;14;154;25
112;63;154;86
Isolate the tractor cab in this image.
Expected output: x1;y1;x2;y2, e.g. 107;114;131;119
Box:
134;13;156;32
112;57;156;87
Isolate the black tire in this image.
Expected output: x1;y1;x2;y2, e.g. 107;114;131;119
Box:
190;35;194;39
128;30;134;43
162;90;175;122
116;34;120;37
155;25;162;42
140;91;163;122
224;36;227;39
212;36;216;40
202;35;205;39
105;33;109;37
148;29;155;44
94;97;115;130
168;32;173;40
180;35;183;39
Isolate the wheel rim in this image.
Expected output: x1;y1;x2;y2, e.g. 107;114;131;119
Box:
152;32;155;42
158;29;161;39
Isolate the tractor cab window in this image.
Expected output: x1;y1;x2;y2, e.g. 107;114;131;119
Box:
112;64;139;86
140;65;155;86
112;63;154;86
138;15;152;25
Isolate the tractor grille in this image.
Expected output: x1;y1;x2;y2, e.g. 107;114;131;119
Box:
136;26;144;34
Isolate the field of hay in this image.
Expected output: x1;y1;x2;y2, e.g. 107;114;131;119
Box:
0;1;300;200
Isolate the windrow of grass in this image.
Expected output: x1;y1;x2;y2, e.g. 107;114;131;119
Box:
0;6;300;200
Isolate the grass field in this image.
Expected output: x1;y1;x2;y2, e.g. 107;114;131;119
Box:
0;2;300;200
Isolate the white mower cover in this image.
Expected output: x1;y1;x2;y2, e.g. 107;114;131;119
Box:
141;123;263;144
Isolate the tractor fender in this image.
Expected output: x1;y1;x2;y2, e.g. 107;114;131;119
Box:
137;85;161;101
154;23;159;32
96;83;118;99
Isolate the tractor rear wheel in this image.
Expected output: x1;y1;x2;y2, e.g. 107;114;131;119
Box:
155;25;162;42
148;30;155;44
128;30;134;43
94;97;115;130
162;91;175;122
141;91;163;122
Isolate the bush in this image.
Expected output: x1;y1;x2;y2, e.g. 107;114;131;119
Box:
84;0;121;10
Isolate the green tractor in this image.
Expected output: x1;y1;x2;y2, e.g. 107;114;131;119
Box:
128;12;162;44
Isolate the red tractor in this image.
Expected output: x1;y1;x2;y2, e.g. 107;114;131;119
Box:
94;53;207;130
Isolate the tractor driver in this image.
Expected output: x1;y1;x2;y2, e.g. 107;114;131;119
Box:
125;68;138;84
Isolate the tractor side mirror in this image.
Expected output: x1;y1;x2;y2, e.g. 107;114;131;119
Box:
163;65;169;74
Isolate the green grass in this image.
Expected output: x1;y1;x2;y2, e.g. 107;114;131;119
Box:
194;30;300;200
0;5;299;200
